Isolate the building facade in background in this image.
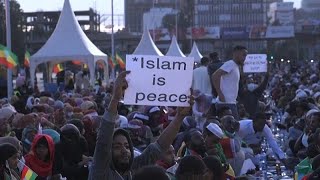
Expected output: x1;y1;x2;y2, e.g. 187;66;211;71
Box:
125;0;177;34
23;9;101;52
194;0;282;58
301;0;320;12
268;2;294;25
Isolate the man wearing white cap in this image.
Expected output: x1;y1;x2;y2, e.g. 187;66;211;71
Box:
205;122;236;178
204;123;225;159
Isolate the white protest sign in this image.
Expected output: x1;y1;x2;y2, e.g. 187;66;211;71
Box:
124;55;194;107
243;54;268;73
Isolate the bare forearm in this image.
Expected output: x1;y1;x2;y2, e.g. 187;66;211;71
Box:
212;74;222;96
157;115;184;151
108;98;119;115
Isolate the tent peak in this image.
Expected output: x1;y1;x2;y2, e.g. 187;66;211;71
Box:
166;35;186;57
133;29;163;56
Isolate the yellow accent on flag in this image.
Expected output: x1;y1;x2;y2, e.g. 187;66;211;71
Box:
24;51;30;67
115;53;125;69
53;64;63;73
0;44;18;69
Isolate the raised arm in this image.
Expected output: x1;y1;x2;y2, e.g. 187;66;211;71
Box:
212;69;227;102
132;96;194;170
254;73;269;96
88;71;129;180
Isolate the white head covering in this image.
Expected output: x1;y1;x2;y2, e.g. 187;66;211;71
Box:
26;96;34;110
117;115;129;128
295;90;308;99
306;109;319;118
206;123;224;139
313;92;320;99
0;104;17;120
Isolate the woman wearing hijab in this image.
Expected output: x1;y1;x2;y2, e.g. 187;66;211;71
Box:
82;117;97;156
21;127;38;155
0;143;20;180
24;134;55;179
59;124;90;180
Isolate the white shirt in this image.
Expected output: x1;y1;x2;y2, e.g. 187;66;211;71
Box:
192;66;212;95
219;60;240;104
237;120;285;159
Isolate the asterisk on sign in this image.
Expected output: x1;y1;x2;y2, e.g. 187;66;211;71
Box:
132;57;138;62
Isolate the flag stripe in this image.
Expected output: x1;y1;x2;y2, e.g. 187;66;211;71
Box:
0;44;18;69
115;53;125;69
21;166;28;178
24;51;30;67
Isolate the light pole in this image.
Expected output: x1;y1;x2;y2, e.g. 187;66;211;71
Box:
111;0;115;80
5;0;13;99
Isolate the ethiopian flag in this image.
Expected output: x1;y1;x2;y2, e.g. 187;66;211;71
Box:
115;53;125;69
108;56;115;69
0;44;18;69
53;64;63;73
21;164;38;180
17;160;38;180
24;51;30;67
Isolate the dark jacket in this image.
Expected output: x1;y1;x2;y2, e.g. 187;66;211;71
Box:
208;61;224;97
88;111;164;180
238;74;269;117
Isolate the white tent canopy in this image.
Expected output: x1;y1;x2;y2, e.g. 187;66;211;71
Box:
133;28;163;56
30;0;108;87
166;35;186;57
188;42;203;63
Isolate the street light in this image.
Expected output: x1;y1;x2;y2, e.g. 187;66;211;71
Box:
311;60;314;63
287;60;290;63
281;59;284;62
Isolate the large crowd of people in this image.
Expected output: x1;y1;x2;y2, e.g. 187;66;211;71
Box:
1;45;320;180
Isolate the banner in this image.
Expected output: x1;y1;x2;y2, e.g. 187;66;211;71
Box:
249;25;267;39
266;26;294;38
186;27;220;39
243;54;267;73
221;27;249;39
124;55;194;107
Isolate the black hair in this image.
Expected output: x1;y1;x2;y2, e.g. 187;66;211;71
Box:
68;120;84;134
133;165;169;180
200;57;210;65
217;106;231;118
252;112;267;120
233;45;247;52
0;143;18;165
307;143;320;159
312;154;320;170
203;156;224;180
175;155;207;180
206;104;218;119
183;128;199;144
209;52;219;60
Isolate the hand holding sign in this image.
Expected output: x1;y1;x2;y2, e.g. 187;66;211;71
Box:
243;54;268;73
177;89;195;117
113;71;130;101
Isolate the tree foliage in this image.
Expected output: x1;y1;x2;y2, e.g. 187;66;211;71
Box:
0;0;25;66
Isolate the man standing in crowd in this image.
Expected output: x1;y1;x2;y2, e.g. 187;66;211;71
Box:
192;57;212;96
212;46;248;120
